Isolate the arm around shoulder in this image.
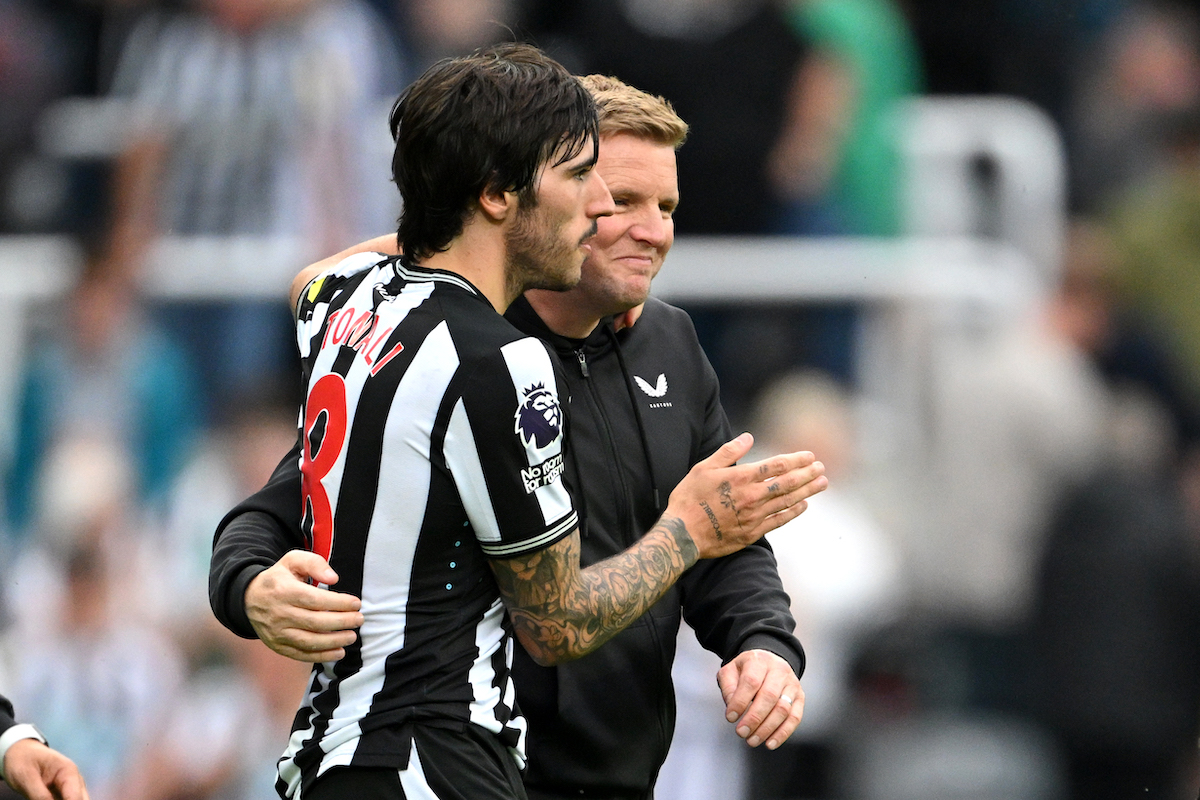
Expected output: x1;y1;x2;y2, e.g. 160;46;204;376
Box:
289;233;401;311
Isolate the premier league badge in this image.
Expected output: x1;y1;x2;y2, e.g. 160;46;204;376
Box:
515;383;562;449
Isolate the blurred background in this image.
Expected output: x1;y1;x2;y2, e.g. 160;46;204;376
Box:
0;1;1198;799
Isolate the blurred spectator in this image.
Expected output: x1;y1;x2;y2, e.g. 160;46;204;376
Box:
1105;103;1200;414
1029;398;1200;800
1051;216;1200;458
102;0;406;415
745;369;905;799
770;0;923;236
398;0;518;69
0;0;93;233
524;0;805;235
903;0;1126;128
4;250;202;542
907;287;1108;712
0;534;185;800
1067;1;1200;213
119;625;311;800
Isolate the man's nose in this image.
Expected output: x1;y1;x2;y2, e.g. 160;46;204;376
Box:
586;171;615;219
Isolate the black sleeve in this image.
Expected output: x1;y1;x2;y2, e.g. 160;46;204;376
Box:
209;442;305;639
681;304;805;677
0;693;15;736
680;541;806;677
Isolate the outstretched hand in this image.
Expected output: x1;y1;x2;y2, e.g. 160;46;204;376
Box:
4;739;89;800
718;649;804;750
665;433;826;560
246;550;365;662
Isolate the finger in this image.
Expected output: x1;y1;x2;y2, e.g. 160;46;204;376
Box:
290;587;364;615
277;623;359;652
722;662;767;724
763;698;804;750
716;661;745;720
53;767;88;800
760;461;827;500
268;630;355;662
701;432;755;470
746;688;804;749
751;468;827;517
735;677;789;745
741;450;816;481
281;549;342;586
761;476;828;519
270;642;343;662
283;606;364;634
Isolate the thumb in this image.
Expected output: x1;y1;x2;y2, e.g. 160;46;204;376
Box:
703;432;754;469
716;660;738;706
284;550;340;586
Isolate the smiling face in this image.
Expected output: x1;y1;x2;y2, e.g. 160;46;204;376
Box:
571;132;679;318
505;140;615;296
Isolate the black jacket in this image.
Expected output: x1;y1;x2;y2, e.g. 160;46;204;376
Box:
209;296;803;798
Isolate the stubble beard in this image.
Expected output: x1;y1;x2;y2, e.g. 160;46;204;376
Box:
504;201;595;298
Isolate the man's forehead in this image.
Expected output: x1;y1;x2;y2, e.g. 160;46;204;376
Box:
596;135;678;185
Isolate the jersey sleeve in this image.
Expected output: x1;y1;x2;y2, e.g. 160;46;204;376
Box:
295;252;391;355
444;336;577;559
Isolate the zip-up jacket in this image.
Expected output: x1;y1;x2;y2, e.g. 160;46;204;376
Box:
209;294;804;799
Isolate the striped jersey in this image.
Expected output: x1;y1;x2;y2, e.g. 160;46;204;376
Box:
276;253;577;798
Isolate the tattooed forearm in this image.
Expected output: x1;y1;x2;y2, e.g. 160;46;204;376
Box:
699;500;723;541
491;521;698;666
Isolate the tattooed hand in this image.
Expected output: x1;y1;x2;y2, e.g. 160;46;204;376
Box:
665;433;826;559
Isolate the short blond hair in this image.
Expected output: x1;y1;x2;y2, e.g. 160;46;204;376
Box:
579;74;688;150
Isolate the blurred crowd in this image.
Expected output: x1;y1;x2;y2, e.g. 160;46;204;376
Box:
0;1;1199;799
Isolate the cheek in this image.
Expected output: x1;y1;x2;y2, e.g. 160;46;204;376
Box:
591;219;624;249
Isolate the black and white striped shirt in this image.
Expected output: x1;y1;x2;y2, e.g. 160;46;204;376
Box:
277;253;577;797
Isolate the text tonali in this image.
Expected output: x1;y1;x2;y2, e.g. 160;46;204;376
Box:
323;307;405;376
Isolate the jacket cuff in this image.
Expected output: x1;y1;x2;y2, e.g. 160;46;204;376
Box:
739;633;805;678
228;564;269;640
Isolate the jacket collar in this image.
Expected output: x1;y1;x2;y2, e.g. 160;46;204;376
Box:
504;295;618;355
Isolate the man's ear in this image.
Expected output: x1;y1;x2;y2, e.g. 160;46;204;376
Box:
478;185;518;222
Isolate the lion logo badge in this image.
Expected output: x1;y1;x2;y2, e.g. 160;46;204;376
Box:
515;383;562;449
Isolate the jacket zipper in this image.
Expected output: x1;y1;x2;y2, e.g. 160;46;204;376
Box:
574;348;635;545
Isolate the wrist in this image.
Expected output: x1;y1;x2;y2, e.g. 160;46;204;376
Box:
0;724;47;783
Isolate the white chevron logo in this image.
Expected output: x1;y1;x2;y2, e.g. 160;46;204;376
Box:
634;373;668;398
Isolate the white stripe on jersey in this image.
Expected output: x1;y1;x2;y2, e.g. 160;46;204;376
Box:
480;513;577;558
467;599;519;740
396;262;479;296
398;739;438;799
499;338;574;526
444;398;503;543
500;636;528;769
278;666;334;798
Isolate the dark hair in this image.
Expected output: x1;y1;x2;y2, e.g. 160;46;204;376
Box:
389;42;599;262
